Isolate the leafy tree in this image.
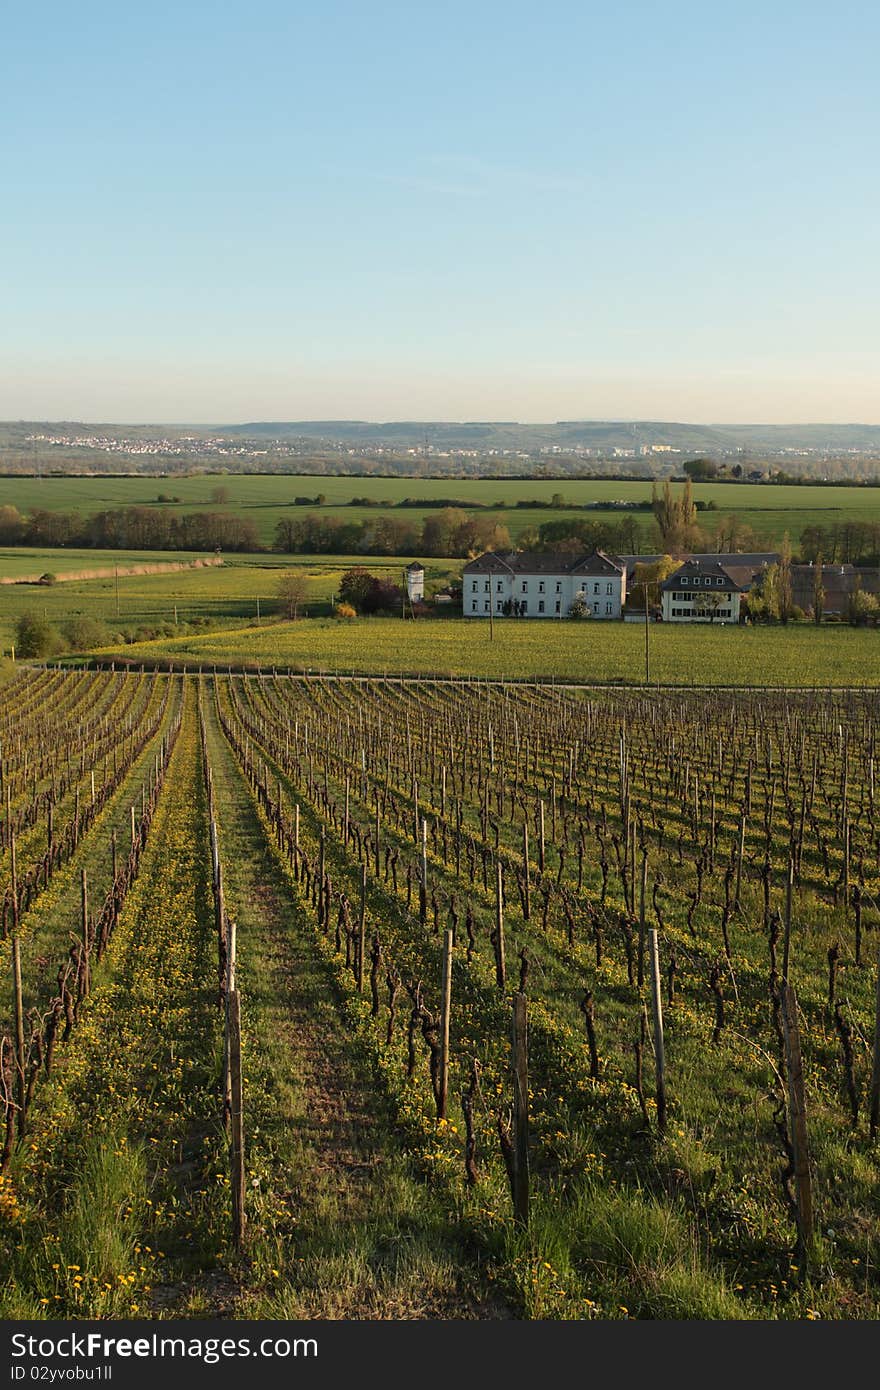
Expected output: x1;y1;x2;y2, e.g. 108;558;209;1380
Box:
682;457;719;481
569;595;591;619
694;591;724;623
338;567;377;613
14;613;62;657
848;582;878;625
366;579;404;615
629;555;677;610
0;505;24;544
210;485;230;505
61;616;110;650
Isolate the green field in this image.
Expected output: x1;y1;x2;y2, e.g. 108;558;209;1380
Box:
3;474;880;547
0;548;459;651
90;617;880;687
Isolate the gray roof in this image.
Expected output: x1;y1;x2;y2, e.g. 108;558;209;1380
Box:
660;558;749;593
464;549;624;577
620;552;778;581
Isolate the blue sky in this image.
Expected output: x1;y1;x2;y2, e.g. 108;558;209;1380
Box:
2;0;879;422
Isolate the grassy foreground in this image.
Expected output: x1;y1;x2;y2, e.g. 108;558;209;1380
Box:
91;617;880;687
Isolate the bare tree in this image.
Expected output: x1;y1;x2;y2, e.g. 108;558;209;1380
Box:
277;571;309;620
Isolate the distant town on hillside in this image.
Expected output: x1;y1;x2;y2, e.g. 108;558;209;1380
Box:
2;419;880;479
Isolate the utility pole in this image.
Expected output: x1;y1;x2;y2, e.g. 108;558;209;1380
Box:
634;580;651;684
489;567;494;643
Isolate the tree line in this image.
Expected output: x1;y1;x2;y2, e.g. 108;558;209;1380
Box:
0;505;260;552
2;491;880;566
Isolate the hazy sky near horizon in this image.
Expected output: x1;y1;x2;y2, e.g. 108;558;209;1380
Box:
3;0;879;425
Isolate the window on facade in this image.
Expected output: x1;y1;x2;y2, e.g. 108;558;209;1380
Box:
497;580;503;592
484;581;489;592
555;600;561;613
471;601;477;611
605;602;612;613
606;583;613;594
539;581;545;593
556;582;561;593
593;583;600;594
538;600;545;613
522;581;528;592
484;601;489;612
593;602;599;613
471;581;477;592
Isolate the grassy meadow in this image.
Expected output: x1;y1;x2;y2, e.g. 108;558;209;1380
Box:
90;617;880;687
0;549;458;651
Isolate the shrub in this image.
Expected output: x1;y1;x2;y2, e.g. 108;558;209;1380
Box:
61;616;111;651
335;603;357;619
14;614;63;657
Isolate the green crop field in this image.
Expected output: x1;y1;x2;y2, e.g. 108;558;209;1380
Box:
0;548;460;652
3;474;880;547
2;667;879;1321
89;617;880;688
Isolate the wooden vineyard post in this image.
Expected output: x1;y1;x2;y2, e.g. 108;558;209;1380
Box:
228;989;246;1251
111;827;117;883
374;796;380;879
870;944;880;1140
419;818;428;928
357;862;367;992
522;821;531;921
538;801;545;873
130;804;137;848
80;868;90;997
782;855;793;983
318;828;326;923
494;858;506;991
781;982;815;1268
10;835;25;1121
344;776;350;846
734;812;746;912
648;928;667;1132
438;928;453;1119
223;915;237;1124
638;851;648;989
511;991;530;1227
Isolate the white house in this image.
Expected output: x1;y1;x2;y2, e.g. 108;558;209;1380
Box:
463;551;626;619
660;558;746;623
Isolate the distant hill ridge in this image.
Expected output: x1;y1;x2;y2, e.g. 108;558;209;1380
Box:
221;420;880;451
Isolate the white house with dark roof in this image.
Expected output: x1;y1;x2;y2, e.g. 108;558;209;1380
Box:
463;551;626;619
660;558;747;623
